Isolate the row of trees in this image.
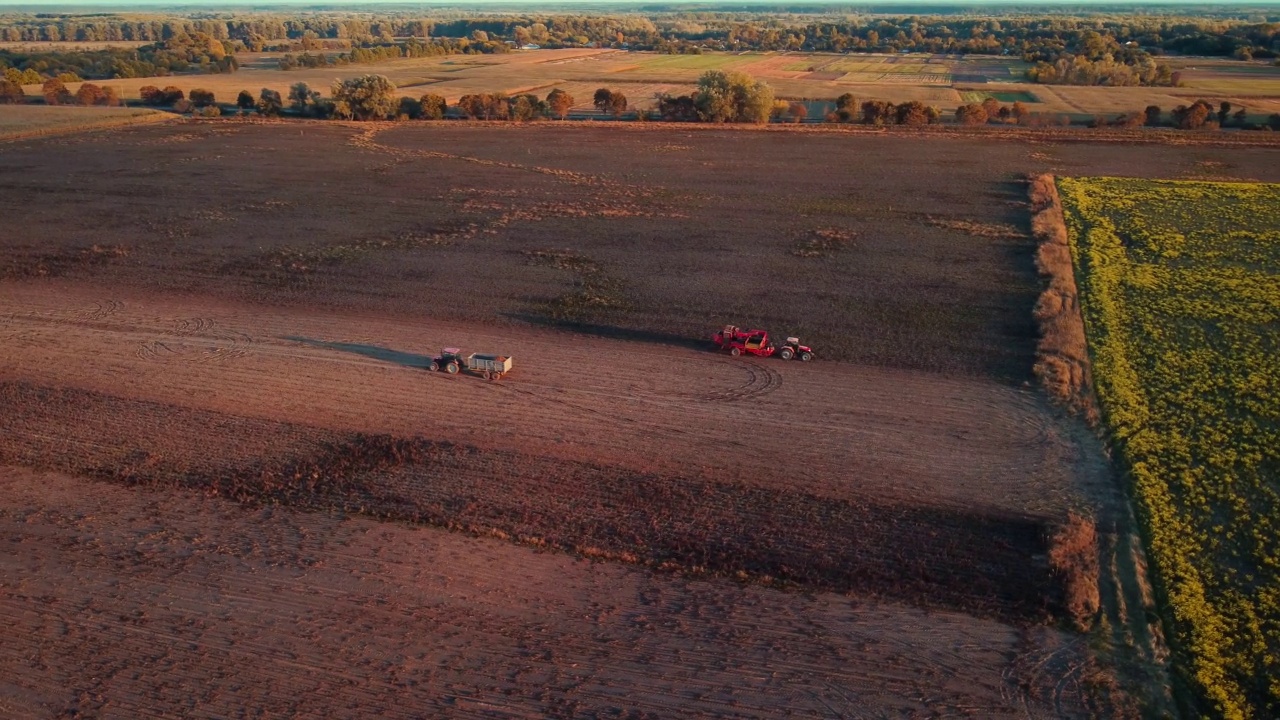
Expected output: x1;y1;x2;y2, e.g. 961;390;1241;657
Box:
277;37;508;71
13;77;125;105
0;12;1275;60
0;32;237;82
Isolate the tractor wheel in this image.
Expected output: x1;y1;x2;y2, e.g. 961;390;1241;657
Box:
800;351;813;362
446;362;459;374
779;347;794;361
428;361;440;372
729;347;741;357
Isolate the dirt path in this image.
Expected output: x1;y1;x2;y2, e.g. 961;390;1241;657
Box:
0;467;1092;719
0;281;1093;517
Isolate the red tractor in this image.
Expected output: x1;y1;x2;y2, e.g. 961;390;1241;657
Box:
712;325;776;358
777;336;814;362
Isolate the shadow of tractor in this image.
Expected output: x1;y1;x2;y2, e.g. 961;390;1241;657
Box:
281;336;432;369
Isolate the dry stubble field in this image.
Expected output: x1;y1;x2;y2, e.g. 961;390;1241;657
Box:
2;120;1280;717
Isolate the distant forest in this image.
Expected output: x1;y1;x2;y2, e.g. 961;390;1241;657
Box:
0;9;1276;86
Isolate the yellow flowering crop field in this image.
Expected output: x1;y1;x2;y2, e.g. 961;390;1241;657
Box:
1058;177;1280;720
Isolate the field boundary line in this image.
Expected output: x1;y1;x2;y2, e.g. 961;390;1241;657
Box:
1027;173;1098;424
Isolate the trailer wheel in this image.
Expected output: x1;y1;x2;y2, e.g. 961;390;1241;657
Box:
446;362;459;374
488;372;500;382
779;347;794;360
729;347;741;357
799;351;812;362
482;371;492;381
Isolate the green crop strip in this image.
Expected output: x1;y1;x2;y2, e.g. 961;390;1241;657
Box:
1058;177;1280;719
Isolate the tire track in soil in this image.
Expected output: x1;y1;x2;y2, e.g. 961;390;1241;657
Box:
690;357;783;402
136;316;255;364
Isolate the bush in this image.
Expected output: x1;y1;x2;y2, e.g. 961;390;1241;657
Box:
74;83;105;106
236;90;255;110
419;93;446;120
189;88;216;108
1049;512;1100;631
41;78;70;105
954;103;988;125
160;86;184;105
546;88;574;120
172;98;193;113
0;79;26;104
330;74;398;121
256;89;282;116
394;96;422;119
692;71;772;124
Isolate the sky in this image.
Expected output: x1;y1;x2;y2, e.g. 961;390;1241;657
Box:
0;0;1274;8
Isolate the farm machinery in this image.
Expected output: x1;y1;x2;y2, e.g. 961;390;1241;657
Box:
713;325;775;357
428;348;513;381
712;325;814;361
777;337;814;362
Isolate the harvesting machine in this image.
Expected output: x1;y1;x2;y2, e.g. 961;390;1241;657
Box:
712;325;776;358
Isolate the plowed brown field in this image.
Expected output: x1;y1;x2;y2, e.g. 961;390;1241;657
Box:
3;468;1099;719
6;120;1273;717
0;280;1102;717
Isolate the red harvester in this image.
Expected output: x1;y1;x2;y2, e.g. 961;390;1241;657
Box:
712;325;776;358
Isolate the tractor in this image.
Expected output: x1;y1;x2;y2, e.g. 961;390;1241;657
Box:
777;337;814;362
712;325;776;358
428;347;513;380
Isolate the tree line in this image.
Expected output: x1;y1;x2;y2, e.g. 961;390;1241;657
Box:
0;10;1276;87
277;37;508;71
61;69;1272;133
0;32;237;81
0;11;1275;60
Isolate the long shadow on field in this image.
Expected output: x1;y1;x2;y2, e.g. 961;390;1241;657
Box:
506;313;711;352
0;379;1063;625
282;336;433;369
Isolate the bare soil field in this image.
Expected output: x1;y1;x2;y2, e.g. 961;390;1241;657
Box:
5;122;1277;378
4;121;1275;716
1;467;1098;719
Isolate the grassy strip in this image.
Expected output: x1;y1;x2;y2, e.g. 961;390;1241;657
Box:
0;105;175;142
1059;177;1280;719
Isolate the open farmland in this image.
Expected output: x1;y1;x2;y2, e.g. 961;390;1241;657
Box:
15;48;1280;116
3;120;1280;717
0;104;171;140
1059;178;1280;720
